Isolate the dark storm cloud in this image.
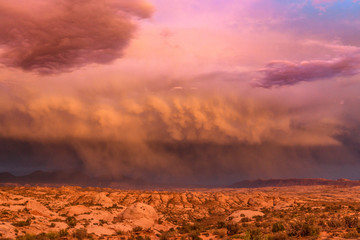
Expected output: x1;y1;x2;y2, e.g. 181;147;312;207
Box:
0;0;153;74
255;56;360;88
1;137;360;185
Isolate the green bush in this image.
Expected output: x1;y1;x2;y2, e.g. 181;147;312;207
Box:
327;219;342;228
301;223;320;237
343;230;360;239
344;216;359;228
246;229;262;240
213;229;226;238
288;221;320;238
272;222;285;233
159;231;175;240
72;228;88;240
227;223;240;236
65;216;77;228
12;219;31;227
216;221;226;229
133;226;143;232
58;229;68;237
268;232;287;240
188;231;201;240
45;233;58;240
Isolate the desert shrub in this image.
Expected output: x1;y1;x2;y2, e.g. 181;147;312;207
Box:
12;219;31;227
99;219;107;226
159;230;175;240
16;233;60;240
288;221;320;238
272;222;285;233
133;226;143;232
188;231;201;240
178;223;202;234
245;229;262;240
213;229;226;239
325;205;342;212
344;216;359;228
300;223;320;237
15;234;38;240
65;216;77;228
213;229;227;238
216;221;226;229
72;228;88;240
45;232;59;240
327;218;342;228
317;220;326;227
268;232;287;240
58;229;68;237
343;230;360;239
227;223;240;235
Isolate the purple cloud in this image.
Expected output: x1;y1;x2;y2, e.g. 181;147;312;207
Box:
255;56;360;88
0;0;153;74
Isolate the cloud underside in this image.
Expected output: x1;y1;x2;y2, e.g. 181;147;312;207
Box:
0;0;153;74
1;81;359;183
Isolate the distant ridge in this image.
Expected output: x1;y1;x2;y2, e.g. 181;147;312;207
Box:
0;170;146;189
229;178;360;188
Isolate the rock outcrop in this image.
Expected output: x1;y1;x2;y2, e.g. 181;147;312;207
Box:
120;203;158;228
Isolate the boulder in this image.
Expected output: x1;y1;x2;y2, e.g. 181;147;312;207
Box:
120;203;158;229
26;200;55;218
61;205;91;216
227;210;264;223
93;192;114;208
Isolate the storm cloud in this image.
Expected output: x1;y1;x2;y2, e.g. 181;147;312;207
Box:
0;0;153;74
1;74;358;185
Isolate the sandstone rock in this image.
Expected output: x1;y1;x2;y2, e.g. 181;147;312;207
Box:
120;203;158;228
111;223;133;232
0;222;16;239
61;205;91;216
26;200;55;218
93;192;114;208
227;210;264;223
87;225;116;236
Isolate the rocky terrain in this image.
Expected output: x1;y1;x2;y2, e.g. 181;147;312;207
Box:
0;186;359;239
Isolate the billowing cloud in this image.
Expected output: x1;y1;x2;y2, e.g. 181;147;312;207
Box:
0;0;153;74
255;55;360;88
1;71;358;184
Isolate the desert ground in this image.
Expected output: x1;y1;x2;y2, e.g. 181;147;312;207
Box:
0;185;359;239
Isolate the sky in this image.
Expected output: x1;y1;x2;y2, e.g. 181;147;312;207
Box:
1;0;360;186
